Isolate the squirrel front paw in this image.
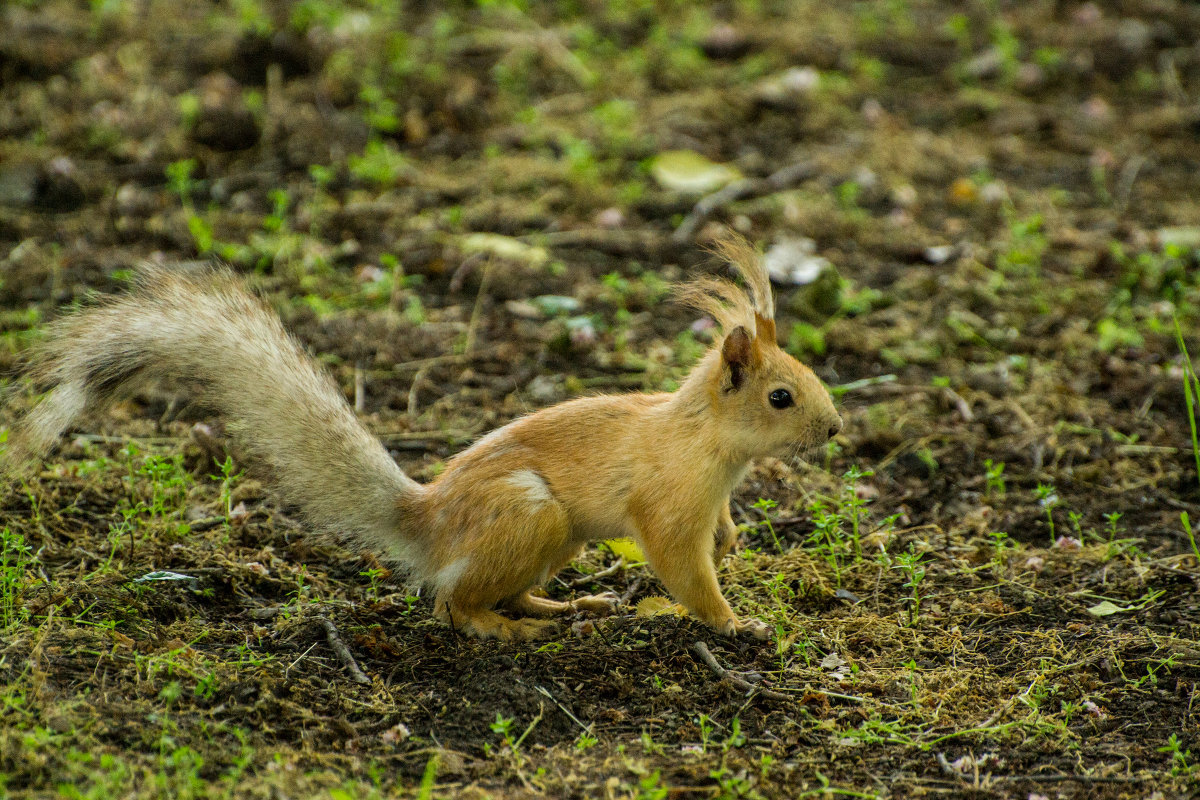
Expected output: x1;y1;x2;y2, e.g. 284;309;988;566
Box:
719;617;771;640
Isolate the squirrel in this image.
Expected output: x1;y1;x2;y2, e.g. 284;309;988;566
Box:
2;236;842;641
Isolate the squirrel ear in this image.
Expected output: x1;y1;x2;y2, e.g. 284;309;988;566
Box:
721;326;752;391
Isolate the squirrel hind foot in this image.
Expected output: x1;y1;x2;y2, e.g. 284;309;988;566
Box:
437;603;559;642
569;591;620;616
504;590;620;619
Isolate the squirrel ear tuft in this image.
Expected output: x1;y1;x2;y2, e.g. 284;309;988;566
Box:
754;312;776;344
721;326;752;391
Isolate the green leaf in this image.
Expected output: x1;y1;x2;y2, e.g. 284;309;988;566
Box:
603;537;645;563
1086;600;1130;617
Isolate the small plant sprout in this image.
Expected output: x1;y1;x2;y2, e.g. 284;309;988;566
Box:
262;189;289;233
1104;511;1124;540
490;706;543;756
1159;733;1196;777
165;158;198;208
1182;512;1200;563
807;500;847;586
1034;483;1059;544
1175;312;1200;492
983;459;1006;497
751;497;782;553
840;465;874;560
489;712;515;751
1;527;32;630
696;714;714;754
575;731;598;751
640;731;664;756
988;530;1016;573
210;456;243;527
720;717;745;753
893;546;926;626
903;659;920;708
360;567;387;602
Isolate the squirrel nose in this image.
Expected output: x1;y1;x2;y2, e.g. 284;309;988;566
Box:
827;417;843;439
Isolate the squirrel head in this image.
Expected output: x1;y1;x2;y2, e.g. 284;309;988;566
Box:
678;235;842;460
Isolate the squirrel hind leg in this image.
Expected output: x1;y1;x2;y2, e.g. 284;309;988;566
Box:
434;598;559;641
429;470;571;639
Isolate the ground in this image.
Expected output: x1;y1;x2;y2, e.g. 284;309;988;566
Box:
1;1;1199;798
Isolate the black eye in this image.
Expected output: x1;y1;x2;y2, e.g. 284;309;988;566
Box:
768;389;793;409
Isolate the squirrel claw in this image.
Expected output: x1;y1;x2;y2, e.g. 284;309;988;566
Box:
722;617;770;640
572;591;620;615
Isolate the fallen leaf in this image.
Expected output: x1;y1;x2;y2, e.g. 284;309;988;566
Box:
458;233;548;267
649;150;741;194
1086;600;1130;617
635;596;683;618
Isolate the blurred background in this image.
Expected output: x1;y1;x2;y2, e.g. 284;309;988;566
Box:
3;0;1197;520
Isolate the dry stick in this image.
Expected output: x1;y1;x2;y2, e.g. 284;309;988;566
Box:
407;365;431;419
534;685;591;734
320;617;370;685
690;641;790;702
618;577;643;607
463;257;495;357
390;349;500;374
997;774;1146;785
526;228;666;256
568;557;624;588
353;361;366;413
844;382;973;423
447;252;485;294
673;161;818;243
378;430;475;443
249;599;354;620
1114;154;1147;216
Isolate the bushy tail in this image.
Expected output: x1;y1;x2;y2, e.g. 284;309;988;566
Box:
3;265;425;563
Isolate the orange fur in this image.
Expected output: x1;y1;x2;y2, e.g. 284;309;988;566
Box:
3;236;842;642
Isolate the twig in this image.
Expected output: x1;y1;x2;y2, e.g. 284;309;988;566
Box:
690;641;789;701
377;430;476;444
447;252;485;294
285;641;318;680
619;577;642;606
829;374;897;397
839;381;973;422
1114;154;1147;216
353;361;366;413
534;685;591;734
935;752;959;777
511;702;544;750
522;228;667;256
390;349;501;373
673;161;818;243
248;599;354;619
463;257;495;356
407;366;431;420
320;617;370;685
568;557;624;588
996;774;1146;785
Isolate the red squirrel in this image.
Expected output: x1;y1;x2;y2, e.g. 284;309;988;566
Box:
4;236;841;641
